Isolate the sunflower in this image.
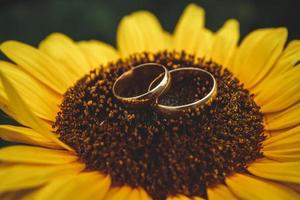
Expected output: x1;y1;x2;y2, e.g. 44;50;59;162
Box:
0;3;300;200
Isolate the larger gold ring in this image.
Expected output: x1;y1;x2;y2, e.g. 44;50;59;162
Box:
112;63;171;105
149;67;217;115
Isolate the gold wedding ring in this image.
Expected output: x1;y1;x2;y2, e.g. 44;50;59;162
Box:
112;63;170;105
149;67;217;115
113;63;217;115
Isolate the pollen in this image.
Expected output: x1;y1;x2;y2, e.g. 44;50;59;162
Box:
54;51;265;200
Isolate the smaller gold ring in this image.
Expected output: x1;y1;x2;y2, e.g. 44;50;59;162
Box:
149;67;217;115
112;63;171;105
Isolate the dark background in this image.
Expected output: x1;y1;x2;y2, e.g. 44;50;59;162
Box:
0;0;299;46
0;0;299;145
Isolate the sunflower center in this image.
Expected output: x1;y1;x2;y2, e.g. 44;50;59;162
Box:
54;51;265;200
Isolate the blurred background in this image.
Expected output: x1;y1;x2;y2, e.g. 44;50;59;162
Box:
0;0;299;145
0;0;299;46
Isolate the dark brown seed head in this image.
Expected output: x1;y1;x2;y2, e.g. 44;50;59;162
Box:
54;51;265;200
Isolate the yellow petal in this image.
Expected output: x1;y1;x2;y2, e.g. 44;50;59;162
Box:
0;96;14;119
264;126;300;148
117;11;167;57
193;197;205;200
262;40;300;80
164;32;173;51
173;4;205;54
265;103;300;130
264;148;300;162
39;33;90;80
126;188;142;200
0;145;77;164
139;188;152;200
103;186;132;200
0;41;73;94
251;40;300;101
22;175;74;200
207;184;238;200
248;158;300;184
226;173;300;200
30;172;110;200
0;61;61;121
167;194;191;200
232;28;287;88
0;163;84;192
60;173;110;200
263;126;300;161
195;29;214;60
275;39;300;70
0;72;72;151
254;68;300;113
210;19;240;68
0;125;59;149
77;40;119;69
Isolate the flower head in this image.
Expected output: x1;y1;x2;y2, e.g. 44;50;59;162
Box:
0;4;300;200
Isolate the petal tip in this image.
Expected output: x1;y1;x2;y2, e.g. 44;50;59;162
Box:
0;40;22;52
185;3;205;13
225;19;240;28
276;27;288;37
41;32;73;45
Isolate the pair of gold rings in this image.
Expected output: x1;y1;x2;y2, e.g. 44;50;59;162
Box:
112;63;217;115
